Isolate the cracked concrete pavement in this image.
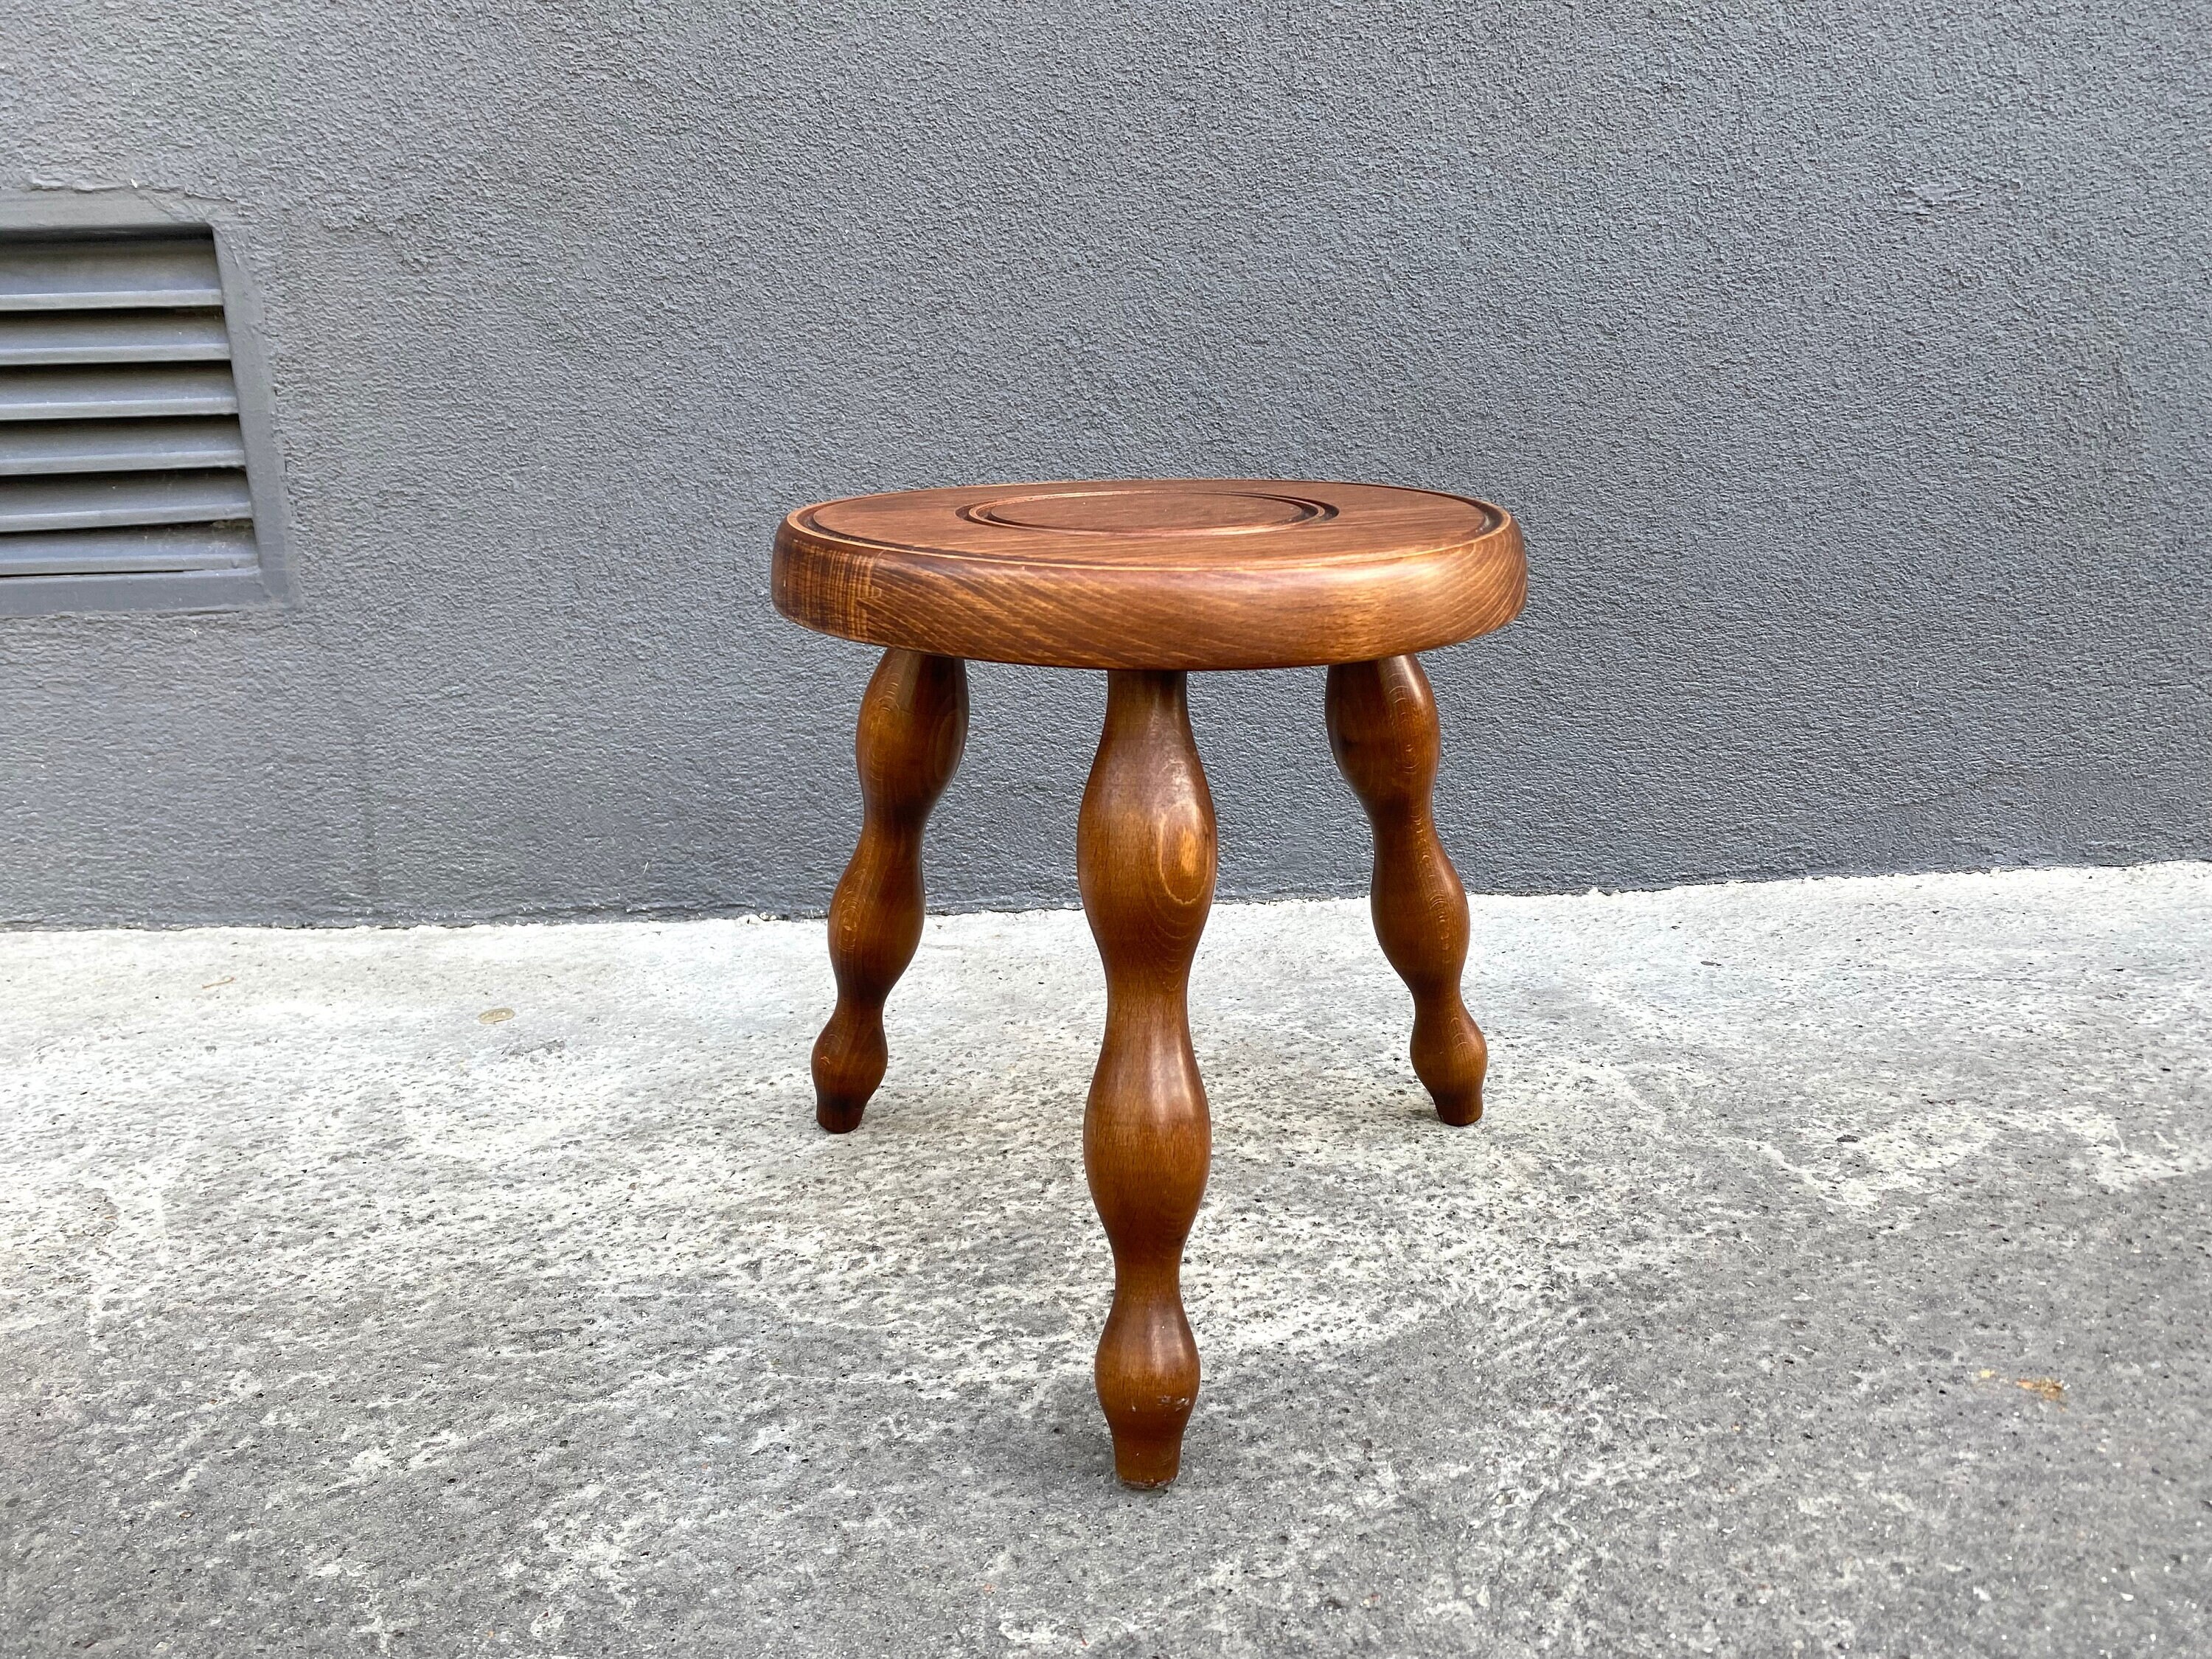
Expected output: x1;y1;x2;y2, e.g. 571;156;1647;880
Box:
2;864;2208;1655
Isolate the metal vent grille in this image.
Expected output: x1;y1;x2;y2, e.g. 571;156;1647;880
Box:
0;229;275;613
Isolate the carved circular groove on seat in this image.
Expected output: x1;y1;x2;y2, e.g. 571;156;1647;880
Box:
773;477;1527;670
959;486;1333;537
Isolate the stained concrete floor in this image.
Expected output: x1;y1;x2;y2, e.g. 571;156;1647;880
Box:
1;864;2208;1658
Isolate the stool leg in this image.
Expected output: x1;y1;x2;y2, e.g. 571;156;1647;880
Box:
1325;654;1488;1126
1079;669;1216;1487
812;649;968;1133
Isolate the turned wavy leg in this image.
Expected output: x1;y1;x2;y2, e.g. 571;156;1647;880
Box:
1326;654;1488;1126
812;649;968;1133
1079;669;1217;1487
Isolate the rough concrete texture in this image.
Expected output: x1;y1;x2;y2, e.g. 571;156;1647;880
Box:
4;1;2209;925
3;863;2208;1655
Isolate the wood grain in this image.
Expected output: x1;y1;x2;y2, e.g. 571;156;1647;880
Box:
781;479;1528;1486
811;649;968;1133
1078;669;1216;1486
773;479;1526;669
1326;655;1487;1125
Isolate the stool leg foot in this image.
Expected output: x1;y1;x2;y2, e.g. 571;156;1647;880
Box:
1326;655;1488;1126
812;650;967;1133
1079;669;1216;1487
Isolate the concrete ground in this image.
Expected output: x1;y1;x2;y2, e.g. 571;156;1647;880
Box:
1;865;2208;1658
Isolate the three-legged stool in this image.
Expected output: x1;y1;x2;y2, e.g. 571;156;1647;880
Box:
772;479;1527;1486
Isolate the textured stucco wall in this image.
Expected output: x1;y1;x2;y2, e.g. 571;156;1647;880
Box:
3;1;2207;925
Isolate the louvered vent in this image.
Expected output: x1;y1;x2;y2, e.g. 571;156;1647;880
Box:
1;229;276;614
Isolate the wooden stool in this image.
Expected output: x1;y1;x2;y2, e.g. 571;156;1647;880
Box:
772;479;1527;1486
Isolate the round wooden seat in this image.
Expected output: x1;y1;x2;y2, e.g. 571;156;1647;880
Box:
773;478;1526;669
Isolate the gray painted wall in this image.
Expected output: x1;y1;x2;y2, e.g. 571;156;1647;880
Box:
4;1;2206;926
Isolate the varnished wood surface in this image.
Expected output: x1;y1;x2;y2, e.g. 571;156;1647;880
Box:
1078;669;1217;1486
773;479;1526;670
782;482;1526;1486
1326;655;1487;1124
811;650;968;1133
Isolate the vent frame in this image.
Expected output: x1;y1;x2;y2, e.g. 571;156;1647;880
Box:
0;191;295;619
